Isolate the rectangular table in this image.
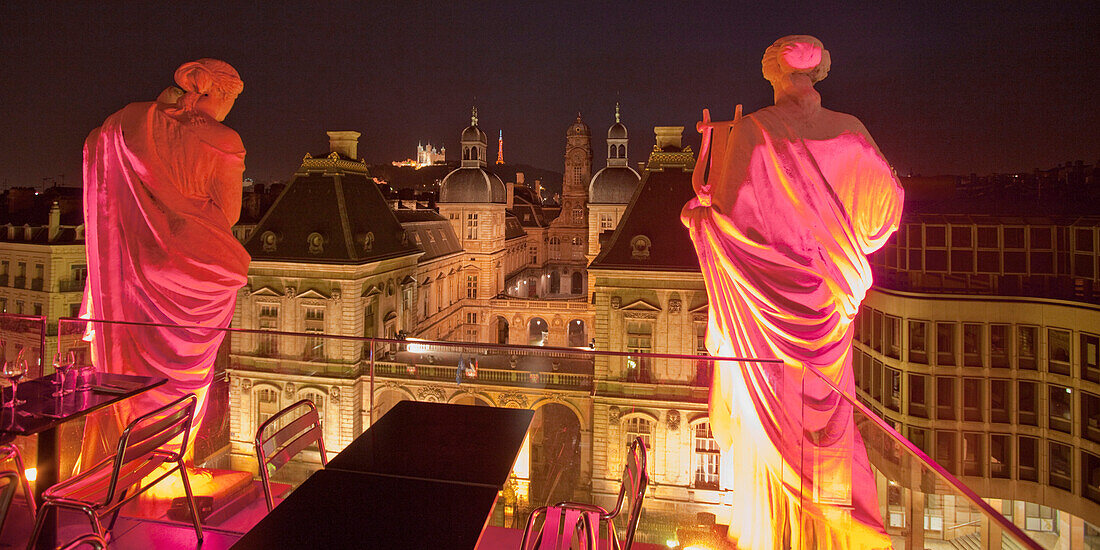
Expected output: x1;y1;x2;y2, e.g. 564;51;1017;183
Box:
231;469;502;549
235;401;535;548
326;400;535;487
0;371;166;549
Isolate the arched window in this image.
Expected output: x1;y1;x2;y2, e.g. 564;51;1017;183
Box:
692;421;720;489
570;272;583;294
300;389;326;426
471;147;478;161
609;144;616;159
255;386;280;431
463;147;470;160
623;415;654;468
618;144;626;158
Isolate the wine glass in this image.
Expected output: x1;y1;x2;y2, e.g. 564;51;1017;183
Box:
2;359;27;408
72;351;94;392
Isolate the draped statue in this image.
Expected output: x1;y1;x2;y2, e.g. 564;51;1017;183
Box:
682;36;903;549
81;59;250;462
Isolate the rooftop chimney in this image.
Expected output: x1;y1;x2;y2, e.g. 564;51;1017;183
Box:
327;131;361;160
506;182;515;209
48;201;61;241
654;126;684;150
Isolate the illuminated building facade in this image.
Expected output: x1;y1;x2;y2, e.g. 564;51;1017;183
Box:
852;181;1100;545
392;141;446;168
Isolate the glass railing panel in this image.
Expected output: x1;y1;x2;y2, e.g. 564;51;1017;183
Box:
800;362;1041;550
0;317;1045;550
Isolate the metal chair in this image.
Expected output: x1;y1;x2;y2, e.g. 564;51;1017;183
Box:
254;399;327;511
0;470;21;536
27;394;203;548
523;437;649;550
0;438;36;521
520;504;598;550
59;533;108;550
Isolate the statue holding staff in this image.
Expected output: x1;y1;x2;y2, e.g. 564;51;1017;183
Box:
683;36;902;549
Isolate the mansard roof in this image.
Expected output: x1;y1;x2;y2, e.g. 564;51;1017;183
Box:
590;166;700;272
244;168;420;264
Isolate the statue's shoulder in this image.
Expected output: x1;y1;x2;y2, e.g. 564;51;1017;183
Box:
195;122;245;156
819;109;870;137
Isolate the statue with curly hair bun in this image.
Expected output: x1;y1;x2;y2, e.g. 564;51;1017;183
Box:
80;59;250;463
683;36;902;549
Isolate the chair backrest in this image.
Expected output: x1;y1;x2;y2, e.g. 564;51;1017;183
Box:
521;505;597;550
105;394;198;506
610;437;648;549
0;470;19;530
254;399;327;511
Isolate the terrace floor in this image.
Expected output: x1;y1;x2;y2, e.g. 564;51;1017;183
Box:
0;488;668;549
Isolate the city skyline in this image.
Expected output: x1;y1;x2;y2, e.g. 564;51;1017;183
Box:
1;2;1097;188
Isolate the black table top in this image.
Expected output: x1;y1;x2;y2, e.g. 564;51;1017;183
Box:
0;372;166;435
326;401;534;488
231;469;501;550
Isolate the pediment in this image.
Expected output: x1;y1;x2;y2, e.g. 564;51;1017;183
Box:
361;285;381;298
689;303;709;314
621;298;660;311
297;288;330;300
250;286;282;297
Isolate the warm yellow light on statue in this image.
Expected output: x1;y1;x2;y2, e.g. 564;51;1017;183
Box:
24;468;36;482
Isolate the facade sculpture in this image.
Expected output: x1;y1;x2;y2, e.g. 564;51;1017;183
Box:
682;36;903;548
81;59;250;460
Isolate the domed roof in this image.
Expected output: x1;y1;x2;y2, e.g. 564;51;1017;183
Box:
608;122;627;139
589;166;641;204
567;114;590;137
440;167;506;203
462;124;487;143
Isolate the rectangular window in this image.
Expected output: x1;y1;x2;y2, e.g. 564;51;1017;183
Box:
872;359;883;402
1017;326;1038;369
884;316;901;359
599;213;614;231
885;367;901;412
465;312;477;325
909;320;928;363
465;213;478;240
258;304;279;356
625;322;652;382
963;378;983;422
962;323;983;367
872;310;883;352
1082;333;1100;383
1019;436;1039;482
1084;392;1100;444
1049;385;1072;434
908;373;928;418
1083;451;1100;505
1049;442;1072;491
990;379;1010;423
693;422;720;490
1024;503;1056;532
936;377;956;421
963;432;983;476
303;307;325;361
1018;381;1038;426
33;303;42;316
1047;328;1071;375
466;275;478;299
529;246;538;265
990;324;1010;368
990;433;1011;479
936;322;956;366
935;430;957;475
908;427;929;454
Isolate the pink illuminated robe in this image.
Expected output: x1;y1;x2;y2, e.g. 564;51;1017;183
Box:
81;99;249;461
682;106;902;549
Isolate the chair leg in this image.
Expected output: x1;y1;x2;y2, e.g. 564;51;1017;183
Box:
177;460;203;542
3;443;36;516
106;488;127;532
83;507;105;538
25;502;54;550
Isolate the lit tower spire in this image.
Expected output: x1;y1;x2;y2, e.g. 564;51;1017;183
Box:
496;130;504;164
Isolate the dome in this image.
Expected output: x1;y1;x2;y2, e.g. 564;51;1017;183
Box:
567;114;590;137
440;167;506;203
608;122;627;139
461;124;487;143
589;166;641;204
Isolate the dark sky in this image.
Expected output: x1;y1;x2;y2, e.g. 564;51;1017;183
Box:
1;1;1096;187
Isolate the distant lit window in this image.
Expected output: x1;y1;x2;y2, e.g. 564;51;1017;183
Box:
466;275;478;299
625;322;652;382
300;390;325;426
908;320;927;363
936;322;956;366
1083;333;1100;383
258;304;279;356
572;208;583;223
599;214;614;231
1048;328;1071;375
1018;326;1038;369
303;307;325;361
692;421;720;490
990;324;1009;368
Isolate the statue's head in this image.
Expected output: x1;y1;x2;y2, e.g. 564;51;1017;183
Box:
173;59;243;122
761;35;831;87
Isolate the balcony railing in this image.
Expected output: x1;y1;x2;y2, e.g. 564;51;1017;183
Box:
17;314;1046;549
12;275;25;288
57;278;85;292
29;277;43;291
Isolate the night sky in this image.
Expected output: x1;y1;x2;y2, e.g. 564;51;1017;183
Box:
1;2;1096;188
